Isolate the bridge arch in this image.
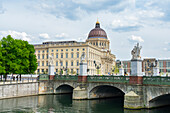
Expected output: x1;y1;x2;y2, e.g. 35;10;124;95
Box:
54;82;77;94
89;85;125;99
55;84;74;94
149;94;170;108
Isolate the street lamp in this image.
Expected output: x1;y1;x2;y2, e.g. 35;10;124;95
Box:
94;60;101;75
146;60;157;76
111;67;115;75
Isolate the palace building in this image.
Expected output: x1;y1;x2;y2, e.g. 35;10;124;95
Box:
34;21;116;75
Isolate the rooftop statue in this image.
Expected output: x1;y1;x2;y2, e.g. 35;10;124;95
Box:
131;43;142;60
49;55;54;65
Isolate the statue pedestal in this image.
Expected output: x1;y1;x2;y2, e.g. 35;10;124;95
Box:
131;59;143;76
153;67;159;76
78;62;87;82
119;68;124;76
48;64;55;80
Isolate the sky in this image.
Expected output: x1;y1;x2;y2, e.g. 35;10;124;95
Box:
0;0;169;60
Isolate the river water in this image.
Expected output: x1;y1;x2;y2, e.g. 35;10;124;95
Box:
0;94;170;113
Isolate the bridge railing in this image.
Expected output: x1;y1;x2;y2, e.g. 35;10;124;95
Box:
39;74;49;80
55;75;78;81
143;76;170;85
87;75;129;83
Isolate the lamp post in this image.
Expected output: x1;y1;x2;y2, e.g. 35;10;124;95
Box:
146;60;157;76
59;60;63;75
111;67;115;75
94;61;101;75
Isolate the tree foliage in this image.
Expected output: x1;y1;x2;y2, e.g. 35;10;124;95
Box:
0;35;37;80
113;65;119;75
0;41;6;75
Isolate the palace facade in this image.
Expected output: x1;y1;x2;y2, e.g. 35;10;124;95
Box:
34;21;116;75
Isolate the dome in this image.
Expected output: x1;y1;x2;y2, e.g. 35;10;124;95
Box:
88;21;107;39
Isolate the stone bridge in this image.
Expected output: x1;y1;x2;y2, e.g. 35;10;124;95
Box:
39;75;170;109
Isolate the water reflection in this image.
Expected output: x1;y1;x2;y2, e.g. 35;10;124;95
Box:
0;94;170;113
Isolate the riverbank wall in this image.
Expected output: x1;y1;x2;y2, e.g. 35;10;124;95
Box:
0;82;39;99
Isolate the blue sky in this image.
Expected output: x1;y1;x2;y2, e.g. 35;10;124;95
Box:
0;0;169;60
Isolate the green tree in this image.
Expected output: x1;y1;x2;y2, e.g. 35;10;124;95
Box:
0;41;6;80
1;35;16;80
113;65;119;75
0;35;37;81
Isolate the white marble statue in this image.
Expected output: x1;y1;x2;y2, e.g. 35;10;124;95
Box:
81;53;86;63
131;43;142;60
120;61;124;68
49;55;54;65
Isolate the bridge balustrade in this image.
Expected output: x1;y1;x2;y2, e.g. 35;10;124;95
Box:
87;76;129;83
143;76;170;85
39;74;170;86
39;74;49;80
55;75;78;81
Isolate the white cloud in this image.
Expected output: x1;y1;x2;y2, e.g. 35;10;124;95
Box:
129;35;144;42
55;33;68;38
39;33;50;39
163;48;168;51
0;30;32;41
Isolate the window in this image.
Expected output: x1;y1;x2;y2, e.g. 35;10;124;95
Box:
46;69;48;72
56;69;58;72
71;49;73;51
52;50;53;52
77;49;79;51
66;61;68;66
38;61;40;66
61;53;63;58
42;61;44;66
42;50;44;53
42;54;44;59
61;49;63;51
159;61;163;68
42;69;44;72
77;61;79;66
71;61;73;66
83;48;85;51
38;54;40;59
77;53;79;58
47;50;48;53
46;54;48;59
38;50;40;53
60;61;63;66
56;53;58;58
51;53;54;56
71;53;74;58
56;49;58;52
166;62;170;67
66;49;68;51
77;69;79;74
71;69;73;74
46;61;48;66
66;53;68;58
37;69;40;73
56;61;58;66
